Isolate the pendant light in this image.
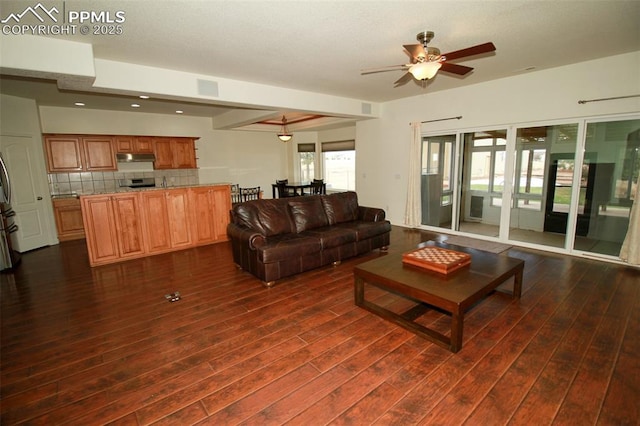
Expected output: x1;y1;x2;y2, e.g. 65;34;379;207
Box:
277;115;293;142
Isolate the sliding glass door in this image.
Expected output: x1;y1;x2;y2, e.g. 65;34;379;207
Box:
419;115;639;261
572;118;640;256
456;129;507;237
420;134;455;229
508;123;579;248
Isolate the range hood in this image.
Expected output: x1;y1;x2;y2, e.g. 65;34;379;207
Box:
116;153;156;163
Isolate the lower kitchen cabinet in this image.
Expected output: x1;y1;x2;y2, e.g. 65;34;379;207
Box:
81;195;120;265
190;185;231;245
81;193;146;266
166;189;193;248
52;197;85;241
81;185;230;266
111;193;146;259
140;191;172;253
140;188;192;252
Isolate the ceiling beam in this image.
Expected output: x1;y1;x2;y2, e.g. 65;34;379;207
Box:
212;110;278;130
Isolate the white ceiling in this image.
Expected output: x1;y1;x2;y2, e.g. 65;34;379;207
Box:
1;0;639;129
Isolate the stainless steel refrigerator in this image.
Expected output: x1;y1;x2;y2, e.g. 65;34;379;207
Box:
0;153;20;271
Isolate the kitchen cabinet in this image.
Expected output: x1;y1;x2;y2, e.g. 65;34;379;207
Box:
140;188;192;252
81;195;120;265
44;135;84;172
153;137;197;169
52;197;85;241
81;193;146;265
111;193;146;259
152;137;173;169
172;138;197;169
44;135;117;172
140;190;172;253
82;136;117;171
81;185;229;266
45;134;196;172
190;185;231;245
115;136;154;154
166;188;193;248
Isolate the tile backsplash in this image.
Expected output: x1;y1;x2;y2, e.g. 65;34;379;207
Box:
48;169;199;196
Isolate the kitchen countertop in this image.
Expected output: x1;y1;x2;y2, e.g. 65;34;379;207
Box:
51;183;231;199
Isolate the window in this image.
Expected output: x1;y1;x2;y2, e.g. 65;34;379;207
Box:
421;136;454;207
513;127;549;211
464;130;506;204
297;143;316;182
322;140;355;191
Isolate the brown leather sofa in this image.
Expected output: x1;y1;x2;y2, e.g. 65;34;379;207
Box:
227;191;391;286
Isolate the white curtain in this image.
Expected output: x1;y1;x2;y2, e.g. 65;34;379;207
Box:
620;174;640;265
404;122;422;227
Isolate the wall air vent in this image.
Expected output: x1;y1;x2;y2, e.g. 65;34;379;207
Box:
197;79;219;97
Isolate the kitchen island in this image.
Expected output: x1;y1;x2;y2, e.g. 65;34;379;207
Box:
80;183;231;266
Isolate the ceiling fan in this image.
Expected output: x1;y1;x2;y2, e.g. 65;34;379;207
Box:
361;31;496;87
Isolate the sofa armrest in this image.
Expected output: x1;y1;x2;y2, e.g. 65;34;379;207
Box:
358;206;386;222
227;223;266;250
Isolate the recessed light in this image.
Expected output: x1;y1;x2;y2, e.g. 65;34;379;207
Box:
175;110;184;114
139;95;150;99
131;103;141;108
74;102;85;106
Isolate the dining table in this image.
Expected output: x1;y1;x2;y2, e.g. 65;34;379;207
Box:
271;182;325;198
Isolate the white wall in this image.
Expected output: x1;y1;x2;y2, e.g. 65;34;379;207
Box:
38;107;292;198
356;51;640;225
318;126;355;143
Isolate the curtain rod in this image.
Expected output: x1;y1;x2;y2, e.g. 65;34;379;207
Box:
412;116;462;125
578;94;640;104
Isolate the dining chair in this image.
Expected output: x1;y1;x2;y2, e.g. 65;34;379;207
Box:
276;181;292;198
276;179;295;197
310;180;325;195
230;184;242;205
240;186;261;201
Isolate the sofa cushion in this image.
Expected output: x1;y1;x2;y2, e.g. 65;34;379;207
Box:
232;202;266;234
257;234;322;263
255;199;295;236
321;191;359;225
335;220;391;241
288;197;329;233
300;226;357;249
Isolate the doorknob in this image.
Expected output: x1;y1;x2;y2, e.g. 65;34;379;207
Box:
37;196;43;200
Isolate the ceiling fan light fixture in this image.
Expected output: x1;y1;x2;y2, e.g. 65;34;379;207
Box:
277;115;293;142
409;61;442;81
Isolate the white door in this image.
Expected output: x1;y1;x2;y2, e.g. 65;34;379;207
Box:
0;134;51;252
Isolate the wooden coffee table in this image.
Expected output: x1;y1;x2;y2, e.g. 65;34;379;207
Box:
353;242;524;353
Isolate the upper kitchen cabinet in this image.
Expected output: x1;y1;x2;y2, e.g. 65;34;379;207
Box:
44;134;117;172
82;136;117;171
153;137;197;169
44;135;84;172
115;136;154;154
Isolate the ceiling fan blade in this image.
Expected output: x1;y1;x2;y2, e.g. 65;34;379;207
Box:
403;44;426;63
360;64;408;75
442;42;496;61
440;62;474;76
393;72;414;87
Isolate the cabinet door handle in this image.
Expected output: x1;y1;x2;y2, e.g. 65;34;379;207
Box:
37;196;43;200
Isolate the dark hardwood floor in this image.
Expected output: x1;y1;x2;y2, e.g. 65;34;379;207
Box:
1;226;638;425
